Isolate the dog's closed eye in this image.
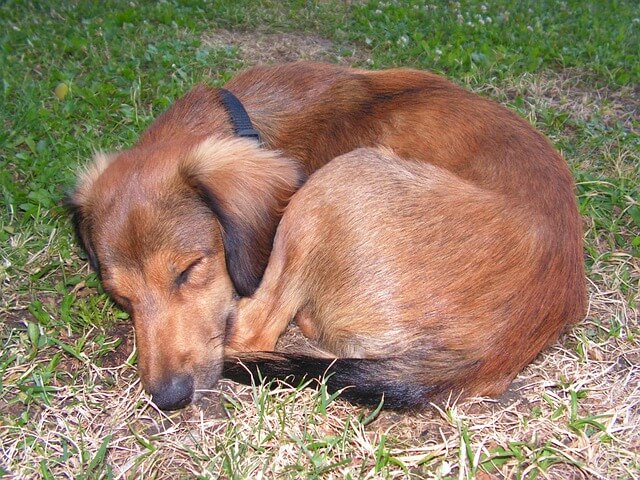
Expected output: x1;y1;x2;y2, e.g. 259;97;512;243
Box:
176;258;203;287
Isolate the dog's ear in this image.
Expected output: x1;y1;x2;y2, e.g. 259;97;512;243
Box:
182;136;303;297
67;151;118;274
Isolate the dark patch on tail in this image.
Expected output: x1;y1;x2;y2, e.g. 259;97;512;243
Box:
223;352;448;410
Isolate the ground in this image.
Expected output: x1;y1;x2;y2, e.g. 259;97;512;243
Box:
1;1;638;478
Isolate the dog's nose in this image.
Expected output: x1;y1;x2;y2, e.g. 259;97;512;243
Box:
149;374;194;410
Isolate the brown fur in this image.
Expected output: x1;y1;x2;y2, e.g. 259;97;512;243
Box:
69;62;586;409
227;147;584;404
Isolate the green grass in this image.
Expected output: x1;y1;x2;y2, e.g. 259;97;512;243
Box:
344;0;639;85
1;0;638;478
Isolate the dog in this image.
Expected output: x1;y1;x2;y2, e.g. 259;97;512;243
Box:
69;62;586;410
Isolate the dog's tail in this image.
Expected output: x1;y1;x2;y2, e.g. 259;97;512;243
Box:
222;352;462;409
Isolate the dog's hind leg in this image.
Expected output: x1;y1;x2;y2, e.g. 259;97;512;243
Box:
294;309;321;341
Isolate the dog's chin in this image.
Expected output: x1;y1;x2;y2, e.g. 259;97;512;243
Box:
191;363;224;405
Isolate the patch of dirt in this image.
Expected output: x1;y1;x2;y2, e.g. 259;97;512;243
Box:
191;380;244;420
201;29;370;66
0;308;31;331
494;69;639;134
0;397;27;420
494;379;530;408
99;321;135;368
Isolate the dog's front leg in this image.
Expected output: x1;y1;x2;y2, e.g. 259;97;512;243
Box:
226;294;296;352
226;234;307;353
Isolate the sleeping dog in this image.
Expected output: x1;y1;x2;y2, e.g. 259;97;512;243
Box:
69;62;586;410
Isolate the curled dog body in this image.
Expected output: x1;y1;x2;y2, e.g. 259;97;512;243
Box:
225;148;585;408
69;62;586;410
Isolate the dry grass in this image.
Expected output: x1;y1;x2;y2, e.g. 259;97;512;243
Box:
2;287;638;479
2;27;639;480
479;70;639;134
201;29;371;66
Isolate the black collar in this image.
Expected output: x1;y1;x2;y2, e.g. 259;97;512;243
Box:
219;88;261;143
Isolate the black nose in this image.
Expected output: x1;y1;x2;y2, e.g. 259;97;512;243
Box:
149;374;194;410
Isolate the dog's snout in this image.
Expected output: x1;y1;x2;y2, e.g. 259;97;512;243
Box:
149;374;194;411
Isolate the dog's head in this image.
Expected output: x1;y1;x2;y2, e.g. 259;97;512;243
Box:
69;136;301;409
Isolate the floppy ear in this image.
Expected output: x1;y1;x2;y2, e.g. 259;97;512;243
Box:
182;136;304;297
67;151;118;273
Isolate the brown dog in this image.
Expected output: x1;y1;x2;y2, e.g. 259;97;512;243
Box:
69;62;586;410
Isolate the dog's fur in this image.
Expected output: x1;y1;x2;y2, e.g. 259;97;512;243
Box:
69;62;586;410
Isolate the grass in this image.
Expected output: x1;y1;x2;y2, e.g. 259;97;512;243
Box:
1;0;638;478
